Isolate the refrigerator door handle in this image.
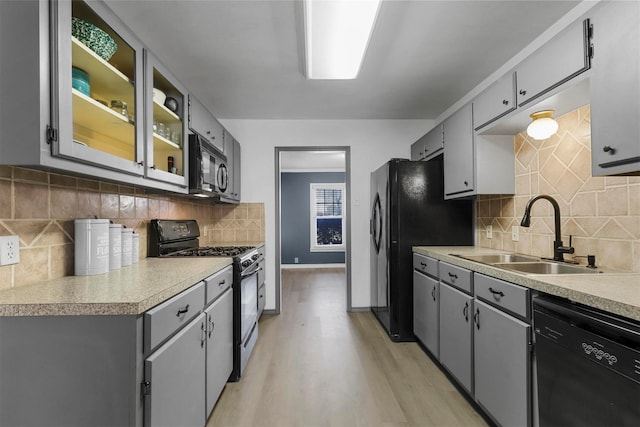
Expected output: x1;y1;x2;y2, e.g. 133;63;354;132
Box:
372;193;382;253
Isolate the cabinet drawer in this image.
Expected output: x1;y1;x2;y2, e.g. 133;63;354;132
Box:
474;273;530;319
439;261;473;293
205;265;233;305
144;281;205;353
413;253;438;278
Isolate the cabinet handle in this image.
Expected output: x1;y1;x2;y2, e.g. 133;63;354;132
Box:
208;315;214;338
176;304;189;317
463;181;468;186
200;321;206;348
603;146;616;154
448;272;458;280
502;99;509;105
488;287;505;298
219;279;226;287
519;89;527;96
463;301;469;322
431;285;436;301
137;161;144;166
473;308;480;330
150;164;156;170
420;262;427;267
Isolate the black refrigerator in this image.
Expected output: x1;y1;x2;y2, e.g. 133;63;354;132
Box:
370;156;474;342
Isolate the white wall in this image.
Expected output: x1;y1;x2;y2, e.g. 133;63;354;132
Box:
220;119;432;310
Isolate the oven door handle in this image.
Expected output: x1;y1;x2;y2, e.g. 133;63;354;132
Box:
241;264;262;278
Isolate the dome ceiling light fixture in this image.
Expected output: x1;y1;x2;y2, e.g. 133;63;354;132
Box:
526;110;559;140
303;0;381;80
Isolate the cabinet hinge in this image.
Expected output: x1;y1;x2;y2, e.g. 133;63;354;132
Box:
46;126;58;145
528;341;535;354
141;381;151;396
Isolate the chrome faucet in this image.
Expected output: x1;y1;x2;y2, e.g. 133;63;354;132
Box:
520;195;574;262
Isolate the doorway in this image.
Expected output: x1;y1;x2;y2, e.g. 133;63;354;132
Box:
274;147;352;313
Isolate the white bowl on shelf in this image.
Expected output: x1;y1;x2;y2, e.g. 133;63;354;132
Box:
153;88;166;105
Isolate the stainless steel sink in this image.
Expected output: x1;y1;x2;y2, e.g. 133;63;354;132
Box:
493;262;602;275
453;253;540;264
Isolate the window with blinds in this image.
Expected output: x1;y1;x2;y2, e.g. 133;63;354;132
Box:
310;183;346;251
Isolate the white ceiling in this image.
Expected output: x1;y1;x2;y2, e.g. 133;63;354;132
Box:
104;0;581;120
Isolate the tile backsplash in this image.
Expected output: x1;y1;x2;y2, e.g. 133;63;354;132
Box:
477;105;640;272
0;166;264;290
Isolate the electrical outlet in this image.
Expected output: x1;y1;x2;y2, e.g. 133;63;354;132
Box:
512;226;520;242
486;225;493;239
0;235;20;266
294;257;299;264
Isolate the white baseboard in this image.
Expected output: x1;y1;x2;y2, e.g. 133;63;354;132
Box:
280;263;346;269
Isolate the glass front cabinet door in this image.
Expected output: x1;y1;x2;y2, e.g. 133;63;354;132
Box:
144;51;188;187
53;0;144;176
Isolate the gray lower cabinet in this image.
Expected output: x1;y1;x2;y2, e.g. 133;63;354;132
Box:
205;287;234;416
439;282;474;394
0;315;143;427
589;0;640;176
413;270;439;357
144;313;207;427
0;267;235;427
473;299;531;427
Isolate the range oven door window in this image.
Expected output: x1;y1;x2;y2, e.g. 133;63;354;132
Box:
240;268;259;343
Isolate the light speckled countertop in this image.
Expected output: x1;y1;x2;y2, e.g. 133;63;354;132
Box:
414;246;640;321
0;257;232;316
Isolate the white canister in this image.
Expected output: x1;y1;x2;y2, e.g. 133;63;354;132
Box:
74;219;110;276
109;223;122;270
121;228;133;267
131;233;140;263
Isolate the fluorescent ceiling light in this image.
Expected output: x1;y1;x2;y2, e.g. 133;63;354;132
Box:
303;0;381;79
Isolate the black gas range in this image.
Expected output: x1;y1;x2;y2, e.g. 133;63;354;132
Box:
148;219;261;381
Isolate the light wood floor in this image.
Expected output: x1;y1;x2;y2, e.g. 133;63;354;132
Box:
207;268;488;427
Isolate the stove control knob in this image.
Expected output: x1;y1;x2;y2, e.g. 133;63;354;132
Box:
252;254;259;260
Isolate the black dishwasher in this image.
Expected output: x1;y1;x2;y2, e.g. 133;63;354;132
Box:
533;296;640;426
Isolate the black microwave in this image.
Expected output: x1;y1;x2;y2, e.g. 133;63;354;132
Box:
188;133;228;197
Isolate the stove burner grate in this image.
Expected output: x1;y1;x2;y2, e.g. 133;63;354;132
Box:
165;246;255;258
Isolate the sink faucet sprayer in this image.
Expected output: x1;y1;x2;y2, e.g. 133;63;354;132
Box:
520;194;574;262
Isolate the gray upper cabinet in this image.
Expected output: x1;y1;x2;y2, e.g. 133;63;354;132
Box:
223;130;241;202
443;104;515;200
53;0;145;177
439;282;474;394
188;95;224;152
231;138;241;201
443;104;475;197
410;124;443;161
144;51;189;187
516;18;591;107
589;0;640;176
0;0;187;193
473;72;516;130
